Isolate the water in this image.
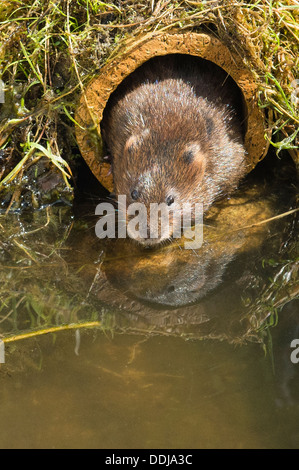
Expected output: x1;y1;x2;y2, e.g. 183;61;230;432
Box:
0;155;298;449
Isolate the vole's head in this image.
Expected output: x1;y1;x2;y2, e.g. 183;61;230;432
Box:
113;128;208;247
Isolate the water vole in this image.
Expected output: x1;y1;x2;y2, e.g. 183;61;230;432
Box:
101;54;247;246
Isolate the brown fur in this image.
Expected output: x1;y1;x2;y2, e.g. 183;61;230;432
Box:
101;54;248;245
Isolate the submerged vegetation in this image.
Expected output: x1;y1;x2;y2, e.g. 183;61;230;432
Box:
0;0;298;209
0;162;297;346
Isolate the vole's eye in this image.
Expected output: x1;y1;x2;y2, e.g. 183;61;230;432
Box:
182;150;194;164
166;195;175;206
131;189;140;200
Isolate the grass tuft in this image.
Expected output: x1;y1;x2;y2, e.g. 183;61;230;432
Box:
0;0;298;209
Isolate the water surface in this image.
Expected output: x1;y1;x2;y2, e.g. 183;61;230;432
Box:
0;156;298;449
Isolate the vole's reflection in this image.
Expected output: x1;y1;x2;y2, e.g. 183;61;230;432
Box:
102;231;244;308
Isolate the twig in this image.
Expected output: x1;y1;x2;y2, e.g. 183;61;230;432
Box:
1;321;102;344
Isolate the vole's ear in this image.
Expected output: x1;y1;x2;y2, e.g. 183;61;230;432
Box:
124;129;150;155
182;142;205;171
124;135;140;155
